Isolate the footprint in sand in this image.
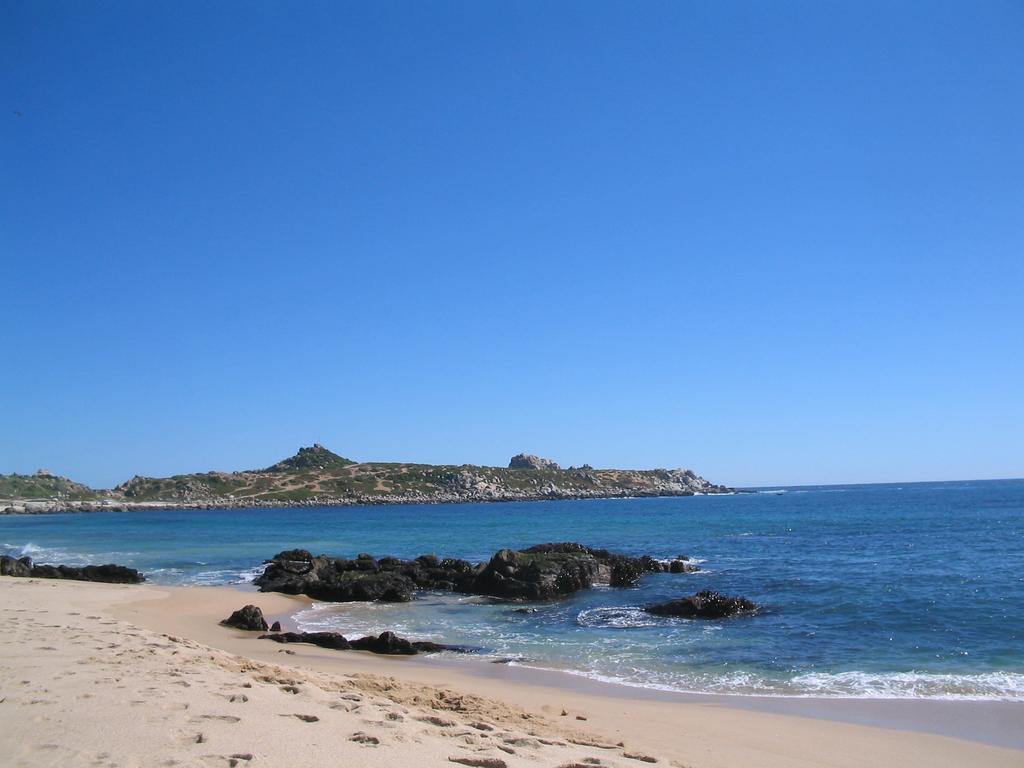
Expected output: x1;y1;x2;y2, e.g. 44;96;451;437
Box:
623;753;659;763
418;715;456;727
447;757;507;768
198;714;241;724
284;713;319;722
349;732;380;745
200;754;252;767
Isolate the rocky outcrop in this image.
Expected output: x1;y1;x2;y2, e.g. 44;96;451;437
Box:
645;590;758;618
261;444;354;473
220;605;269;631
471;543;673;599
259;630;460;655
254;550;476;602
255;543;697;603
508;454;561;471
0;555;143;583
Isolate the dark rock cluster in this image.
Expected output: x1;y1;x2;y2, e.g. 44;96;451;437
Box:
254;550;475;602
645;590;758;618
260;630;461;655
254;542;697;603
0;555;143;584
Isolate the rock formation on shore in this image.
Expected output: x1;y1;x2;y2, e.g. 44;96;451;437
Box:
0;555;144;584
260;630;460;655
2;444;731;514
254;543;696;603
220;604;270;631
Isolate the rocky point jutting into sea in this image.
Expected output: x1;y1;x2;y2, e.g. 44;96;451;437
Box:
0;444;731;514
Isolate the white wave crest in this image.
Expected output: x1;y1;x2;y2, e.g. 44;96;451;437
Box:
576;607;660;629
0;541;139;566
788;670;1024;701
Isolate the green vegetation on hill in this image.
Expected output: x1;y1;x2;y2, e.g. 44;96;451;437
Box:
2;445;727;507
261;443;354;473
0;472;98;501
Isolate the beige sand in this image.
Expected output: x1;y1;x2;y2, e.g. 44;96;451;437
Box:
1;577;1022;768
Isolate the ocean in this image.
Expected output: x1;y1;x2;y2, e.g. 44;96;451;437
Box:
3;479;1022;701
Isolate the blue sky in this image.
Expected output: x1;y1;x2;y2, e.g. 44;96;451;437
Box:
2;1;1022;488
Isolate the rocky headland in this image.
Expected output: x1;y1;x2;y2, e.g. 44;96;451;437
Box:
1;444;731;514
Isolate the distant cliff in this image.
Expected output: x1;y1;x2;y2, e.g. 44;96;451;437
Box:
1;444;731;513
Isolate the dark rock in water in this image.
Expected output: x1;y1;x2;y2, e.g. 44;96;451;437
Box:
475;543;669;597
221;605;269;631
349;630;453;655
260;630;461;655
609;558;645;587
254;550;417;602
645;590;758;618
0;555;143;584
669;559;699;573
470;547;599;600
269;621;282;632
255;542;690;602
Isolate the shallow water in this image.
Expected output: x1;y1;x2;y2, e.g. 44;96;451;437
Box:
3;479;1023;699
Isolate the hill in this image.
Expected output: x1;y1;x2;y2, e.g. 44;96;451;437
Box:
0;471;98;502
1;445;731;512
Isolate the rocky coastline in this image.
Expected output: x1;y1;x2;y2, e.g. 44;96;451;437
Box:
0;486;730;515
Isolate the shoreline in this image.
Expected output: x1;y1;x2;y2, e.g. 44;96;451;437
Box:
424;655;1024;751
266;587;1024;751
1;489;737;515
123;583;1024;753
3;577;1022;767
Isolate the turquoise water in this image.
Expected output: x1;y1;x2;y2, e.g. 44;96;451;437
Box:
3;480;1023;699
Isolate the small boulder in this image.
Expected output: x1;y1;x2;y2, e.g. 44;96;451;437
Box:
269;621;282;632
0;555;33;577
669;559;699;573
221;605;270;631
645;590;758;619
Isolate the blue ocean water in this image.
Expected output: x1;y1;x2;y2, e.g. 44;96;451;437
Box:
3;480;1023;700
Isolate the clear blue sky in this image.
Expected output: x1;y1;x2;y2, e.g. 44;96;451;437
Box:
2;1;1022;488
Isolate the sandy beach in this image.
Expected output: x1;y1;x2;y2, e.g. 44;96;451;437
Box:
0;577;1021;768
